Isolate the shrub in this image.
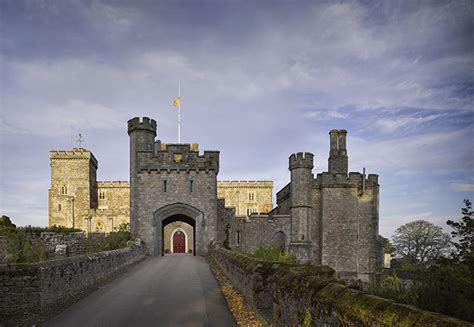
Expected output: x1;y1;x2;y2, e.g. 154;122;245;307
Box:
415;261;474;322
17;225;81;235
369;274;418;305
252;245;297;263
84;230;133;254
0;226;45;263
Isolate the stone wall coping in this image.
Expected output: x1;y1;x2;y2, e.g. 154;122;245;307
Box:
97;181;130;187
211;247;471;327
0;247;136;271
217;181;274;187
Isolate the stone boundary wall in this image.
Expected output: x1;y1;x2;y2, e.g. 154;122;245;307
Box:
0;246;145;325
39;232;86;258
210;246;470;326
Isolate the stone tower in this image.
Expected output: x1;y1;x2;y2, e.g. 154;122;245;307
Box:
48;148;98;230
128;117;157;235
288;152;314;261
128;117;220;256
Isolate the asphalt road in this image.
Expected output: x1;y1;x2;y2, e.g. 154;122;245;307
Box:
44;255;236;327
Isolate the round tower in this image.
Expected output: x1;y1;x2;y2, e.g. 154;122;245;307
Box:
127;117;157;234
289;152;314;259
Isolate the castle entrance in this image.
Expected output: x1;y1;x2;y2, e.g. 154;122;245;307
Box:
153;203;204;256
161;214;195;255
172;231;186;253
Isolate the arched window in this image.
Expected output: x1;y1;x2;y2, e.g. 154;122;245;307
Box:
60;186;68;195
95;221;104;232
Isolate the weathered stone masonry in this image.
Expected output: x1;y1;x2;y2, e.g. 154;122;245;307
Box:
0;247;144;325
221;129;380;281
128;117;219;256
126;117;380;280
210;246;470;327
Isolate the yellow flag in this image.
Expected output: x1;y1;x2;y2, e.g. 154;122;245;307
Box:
173;96;181;107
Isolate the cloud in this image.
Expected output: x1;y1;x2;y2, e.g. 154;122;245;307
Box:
376;114;442;133
449;182;474;192
1;1;473;229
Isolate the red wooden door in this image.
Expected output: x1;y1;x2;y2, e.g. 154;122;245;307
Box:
173;231;185;253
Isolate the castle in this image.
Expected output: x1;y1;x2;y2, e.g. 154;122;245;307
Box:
48;150;272;235
49;116;380;280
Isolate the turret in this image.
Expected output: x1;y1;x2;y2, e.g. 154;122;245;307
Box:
328;129;348;175
128;117;157;234
289;152;313;259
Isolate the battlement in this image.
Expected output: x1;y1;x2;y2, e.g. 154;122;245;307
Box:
97;181;130;188
127;117;157;135
136;142;220;173
217;180;274;188
49;148;98;167
289;152;314;170
314;171;379;187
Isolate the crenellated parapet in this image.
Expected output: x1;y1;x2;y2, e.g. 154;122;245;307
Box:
49;148;98;168
127;117;157;136
289;152;314;170
314;171;379;188
217;180;274;189
136;143;220;173
97;181;130;188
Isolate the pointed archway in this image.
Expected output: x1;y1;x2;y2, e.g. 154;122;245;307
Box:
153;203;204;256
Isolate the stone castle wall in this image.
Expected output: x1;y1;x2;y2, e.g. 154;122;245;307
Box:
0;246;145;325
210;246;470;327
217;180;273;216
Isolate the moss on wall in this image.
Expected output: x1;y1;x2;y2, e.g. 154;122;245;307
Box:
211;246;472;326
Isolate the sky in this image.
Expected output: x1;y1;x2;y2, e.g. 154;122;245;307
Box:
0;0;473;239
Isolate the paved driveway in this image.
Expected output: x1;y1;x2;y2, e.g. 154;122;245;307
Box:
45;255;236;327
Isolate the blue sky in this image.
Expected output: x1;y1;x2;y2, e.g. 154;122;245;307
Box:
0;0;473;238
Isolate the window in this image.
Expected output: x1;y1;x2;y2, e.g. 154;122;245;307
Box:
189;180;194;193
58;204;62;212
248;192;255;201
236;231;241;246
163;180;168;193
247;207;257;216
60;186;68;195
99;191;106;200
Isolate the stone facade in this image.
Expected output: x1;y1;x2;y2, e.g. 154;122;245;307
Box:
48;150;268;235
0;246;145;325
217;181;273;216
48;148;130;233
210;246;470;327
221;129;380;281
49;117;380;279
128;117;219;256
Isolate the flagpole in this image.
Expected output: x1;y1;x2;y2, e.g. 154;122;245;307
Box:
178;83;181;143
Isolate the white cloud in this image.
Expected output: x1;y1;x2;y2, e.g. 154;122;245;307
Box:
376;114;442;133
449;182;474;192
349;128;472;174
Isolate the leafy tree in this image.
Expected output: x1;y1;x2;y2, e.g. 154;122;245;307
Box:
392;220;451;265
378;235;395;254
447;199;473;262
0;215;16;228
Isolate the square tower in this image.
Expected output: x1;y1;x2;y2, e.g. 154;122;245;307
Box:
48;148;98;230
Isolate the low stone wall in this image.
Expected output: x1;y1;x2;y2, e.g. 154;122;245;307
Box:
0;246;145;325
210;246;471;326
40;232;86;258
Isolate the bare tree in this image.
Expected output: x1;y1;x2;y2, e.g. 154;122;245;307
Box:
392;220;451;264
